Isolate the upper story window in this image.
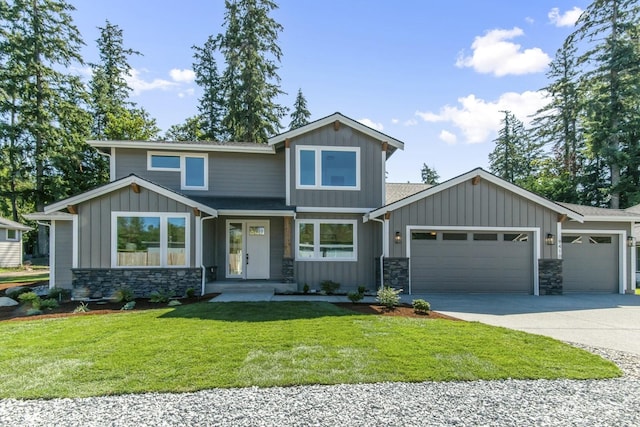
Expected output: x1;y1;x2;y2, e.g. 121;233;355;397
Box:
147;152;208;190
6;229;18;241
296;146;360;190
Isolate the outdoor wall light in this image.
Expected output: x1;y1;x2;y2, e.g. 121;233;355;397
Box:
627;236;635;247
394;231;402;244
545;233;555;245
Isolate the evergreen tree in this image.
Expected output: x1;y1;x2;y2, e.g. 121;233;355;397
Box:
0;0;91;255
192;35;225;141
289;88;311;130
216;0;287;142
165;116;205;141
420;164;439;185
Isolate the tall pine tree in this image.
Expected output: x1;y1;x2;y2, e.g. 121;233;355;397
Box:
192;35;225;141
288;88;310;130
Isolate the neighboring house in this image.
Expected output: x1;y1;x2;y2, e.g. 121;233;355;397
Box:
25;112;640;298
0;217;31;268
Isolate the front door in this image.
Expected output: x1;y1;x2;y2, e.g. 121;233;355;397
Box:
226;220;270;279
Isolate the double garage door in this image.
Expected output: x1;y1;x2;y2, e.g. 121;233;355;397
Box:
410;230;533;293
562;233;619;293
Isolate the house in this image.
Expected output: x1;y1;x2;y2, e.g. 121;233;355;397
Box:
0;217;31;268
25;112;639;298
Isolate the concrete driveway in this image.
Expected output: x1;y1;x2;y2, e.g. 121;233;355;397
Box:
402;293;640;355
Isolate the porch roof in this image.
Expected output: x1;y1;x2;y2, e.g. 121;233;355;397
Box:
188;196;295;216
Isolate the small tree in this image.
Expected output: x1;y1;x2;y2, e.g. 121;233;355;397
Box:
421;164;440;185
289;88;311;130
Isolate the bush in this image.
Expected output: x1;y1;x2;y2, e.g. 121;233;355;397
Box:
73;302;90;313
39;298;59;310
302;283;310;294
168;300;182;307
185;288;195;298
26;308;42;316
17;291;40;308
320;280;340;295
357;285;366;295
376;287;402;310
412;299;431;314
47;287;70;301
121;301;136;310
347;291;364;303
149;290;171;303
112;287;135;303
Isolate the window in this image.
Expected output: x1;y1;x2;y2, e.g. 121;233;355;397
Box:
296;220;357;261
6;229;18;241
562;235;582;244
590;236;612;244
148;152;208;190
412;231;437;240
112;212;189;268
505;233;528;242
443;232;467;241
296;146;360;190
473;233;497;241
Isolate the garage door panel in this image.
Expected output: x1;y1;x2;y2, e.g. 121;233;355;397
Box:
410;231;532;293
563;234;618;293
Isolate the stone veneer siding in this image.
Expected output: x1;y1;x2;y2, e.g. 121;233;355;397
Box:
538;259;563;295
383;257;409;293
282;258;294;284
72;268;202;299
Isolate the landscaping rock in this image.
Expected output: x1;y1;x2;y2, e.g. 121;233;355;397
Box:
0;296;18;307
2;286;25;297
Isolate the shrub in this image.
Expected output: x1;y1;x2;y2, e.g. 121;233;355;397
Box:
376;287;402;310
112;287;135;303
168;299;182;307
39;298;59;310
357;285;366;295
185;288;195;298
412;299;431;314
302;283;310;294
121;301;136;310
47;288;70;301
320;280;340;295
73;302;90;313
6;287;31;300
26;308;42;316
149;290;171;303
347;291;364;303
18;291;40;308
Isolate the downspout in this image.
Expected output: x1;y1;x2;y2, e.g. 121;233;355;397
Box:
201;215;217;296
370;217;385;290
95;149;114;181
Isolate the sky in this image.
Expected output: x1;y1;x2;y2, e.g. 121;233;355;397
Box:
70;0;589;183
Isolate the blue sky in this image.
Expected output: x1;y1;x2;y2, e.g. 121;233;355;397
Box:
71;0;588;183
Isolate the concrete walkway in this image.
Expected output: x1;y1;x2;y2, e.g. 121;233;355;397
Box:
211;291;640;356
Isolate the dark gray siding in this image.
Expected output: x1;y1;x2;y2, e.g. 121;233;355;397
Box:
289;125;384;208
54;220;73;288
114;148;285;198
387;179;559;259
76;186;194;268
294;213;380;290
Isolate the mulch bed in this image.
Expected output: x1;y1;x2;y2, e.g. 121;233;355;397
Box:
334;303;461;320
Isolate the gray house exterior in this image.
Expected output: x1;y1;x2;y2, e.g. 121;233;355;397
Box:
25;113;639;298
0;217;31;268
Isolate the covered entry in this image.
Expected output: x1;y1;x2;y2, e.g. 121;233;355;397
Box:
409;228;535;293
562;232;620;293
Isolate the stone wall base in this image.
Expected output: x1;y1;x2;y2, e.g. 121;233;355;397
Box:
282;258;294;283
382;257;409;293
539;259;563;295
72;268;202;299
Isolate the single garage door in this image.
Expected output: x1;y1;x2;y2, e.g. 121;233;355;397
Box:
562;234;618;292
410;230;533;293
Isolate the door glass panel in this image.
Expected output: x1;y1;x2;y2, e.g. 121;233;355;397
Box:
167;217;186;266
228;222;243;275
249;226;265;236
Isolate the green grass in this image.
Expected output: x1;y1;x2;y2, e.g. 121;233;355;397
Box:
0;272;49;285
0;302;620;399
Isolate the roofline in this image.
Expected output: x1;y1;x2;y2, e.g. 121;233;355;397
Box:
44;175;218;216
0;219;32;230
581;216;640;222
366;168;584;223
88;140;275;154
23;212;75;221
217;209;296;217
267;112;405;151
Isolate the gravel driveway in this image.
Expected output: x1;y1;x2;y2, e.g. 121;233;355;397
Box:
1;345;638;426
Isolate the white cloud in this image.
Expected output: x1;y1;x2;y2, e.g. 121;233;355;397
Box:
126;69;177;95
548;7;583;27
178;88;195;98
456;27;551;76
170;68;196;83
403;119;418;126
391;118;399;124
525;17;535;25
416;90;547;144
358;118;384;131
439;130;457;145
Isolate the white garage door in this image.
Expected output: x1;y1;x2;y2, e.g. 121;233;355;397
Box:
410;230;533;293
562;234;618;293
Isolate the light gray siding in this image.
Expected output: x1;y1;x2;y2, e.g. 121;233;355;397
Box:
0;229;22;267
114;148;285;198
76;186;195;268
294;213;380;290
388;179;559;259
54;221;73;288
289;125;385;208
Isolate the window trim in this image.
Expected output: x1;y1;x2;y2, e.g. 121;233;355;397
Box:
6;229;18;241
111;211;190;268
295;145;360;191
147;151;209;190
295;219;358;261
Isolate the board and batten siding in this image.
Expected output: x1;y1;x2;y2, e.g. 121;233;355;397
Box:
114;148;285;198
294;213;380;290
387;179;559;259
289;125;385;209
54;221;73;287
76;186;195;268
0;229;22;267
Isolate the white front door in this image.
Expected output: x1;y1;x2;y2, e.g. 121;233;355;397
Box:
226;220;270;279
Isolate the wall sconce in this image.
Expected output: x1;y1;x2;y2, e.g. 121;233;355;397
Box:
627;236;635;247
394;231;402;244
545;233;555;245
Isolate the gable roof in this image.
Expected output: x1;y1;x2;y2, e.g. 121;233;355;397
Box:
0;217;32;231
88;140;275;154
268;112;405;156
366;168;584;222
386;183;432;204
43;175;218;216
558;202;640;222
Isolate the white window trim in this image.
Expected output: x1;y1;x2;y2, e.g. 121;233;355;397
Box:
111;211;190;268
295;145;360;191
147;151;209;191
6;229;19;241
295;219;358;262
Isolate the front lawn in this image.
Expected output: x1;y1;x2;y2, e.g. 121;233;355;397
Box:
0;301;620;399
0;272;49;286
